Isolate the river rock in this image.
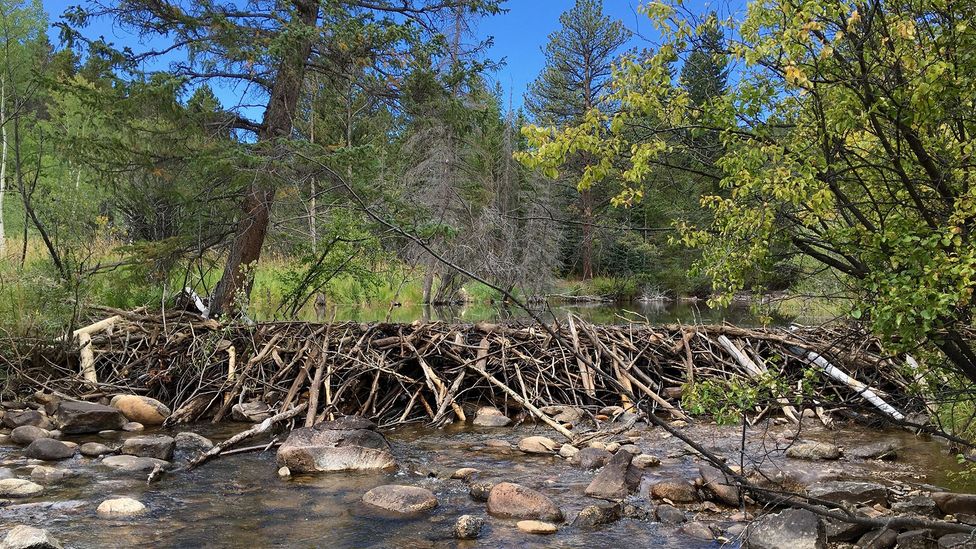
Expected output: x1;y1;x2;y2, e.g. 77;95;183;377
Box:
700;464;740;506
453;515;483;540
9;426;50;446
122;435;175;461
231;401;271;422
472;406;510;427
110;395;171;425
0;468;13;480
24;439;74;461
857;528;898;549
469;481;494;501
484;439;512;450
0;479;43;498
517;520;557;535
30;466;74;483
314;416;376;431
807;480;888;507
97;497;147;518
80;442;114;457
938;533;976;548
539;405;583;423
486;482;563;521
576;447;611;469
848;441;898;461
518;436;558;454
823;510;871;542
573;502;621;528
655;504;687;524
786;441;842;460
650;478;699;503
558;443;579;459
681;522;715;541
2;410;47;430
605;442;621;453
276;425;396;473
122;422;144;432
173;432;213;462
101;455;169;473
892;495;939;516
933;492;976;516
52;401;125;434
0;525;62;549
585;449;642;500
744;508;825;549
450;467;479;481
362;485;438;514
633;454;661;468
896;529;938;549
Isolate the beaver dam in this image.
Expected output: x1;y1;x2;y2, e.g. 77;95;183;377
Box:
2;308;974;548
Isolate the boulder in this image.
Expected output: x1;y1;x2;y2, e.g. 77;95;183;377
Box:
650;478;699;504
848;441;898;461
893;495;939;516
469;481;494;502
856;528;898;549
30;466;74;483
23;439;74;461
80;442;114;458
52;401;125;434
0;479;43;498
517;436;558;454
101;455;169;473
486;482;563;521
231;401;271;423
585;450;642;500
807;481;888;507
313;416;376;431
539;405;583;423
9;426;50;446
276;426;395;473
895;529;938;549
472;407;510;427
110;395;171;425
632;454;661;468
516;520;557;535
122;435;175;461
453;515;484;540
97;497;147;518
938;533;976;548
576;447;611;470
700;464;740;506
744;508;825;549
655;504;687;525
573;502;621;528
173;432;213;463
786;441;841;460
933;492;976;516
2;410;47;430
558;444;579;459
0;526;62;549
362;485;438;514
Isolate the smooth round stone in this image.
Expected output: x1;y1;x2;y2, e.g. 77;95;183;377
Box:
0;525;62;549
80;442;114;457
0;478;43;497
30;465;75;483
517;520;557;535
96;497;147;518
451;467;480;481
453;515;484;540
101;455;169;473
277;467;291;478
362;485;438;514
122;422;144;432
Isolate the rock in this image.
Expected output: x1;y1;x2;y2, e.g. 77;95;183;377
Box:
573;502;621;528
9;426;50;446
231;401;271;423
96;497;147;518
807;480;888;507
517;436;558;454
823;512;871;542
892;495;938;516
681;522;715;541
313;416;376;431
0;525;62;549
80;442;114;457
47;431;61;440
453;515;484;540
0;479;43;498
516;520;557;535
121;435;175;461
121;422;144;432
938;533;976;548
276;426;395;473
23;439;74;461
486;482;563;521
848;441;898;461
650;478;699;503
744;508;825;549
632;454;661;468
856;529;898;549
576;447;612;470
472;406;510;427
558;444;579;459
0;468;13;480
30;466;74;483
585;449;642;500
619;444;640;454
786;441;842;460
469;481;494;502
539;405;583;423
699;464;740;506
52;401;125;434
362;485;438;514
277;466;290;478
484;439;512;450
896;529;938;549
605;442;621;453
655;504;687;525
588;441;606;450
173;432;213;462
110;395;171;426
101;455;169;473
600;406;624;417
451;467;479;481
933;492;976;516
2;410;46;430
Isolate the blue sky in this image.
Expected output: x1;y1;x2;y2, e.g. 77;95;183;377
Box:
40;0;732;113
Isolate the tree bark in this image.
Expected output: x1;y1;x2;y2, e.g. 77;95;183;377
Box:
581;187;594;280
936;329;976;386
209;0;319;317
0;77;7;258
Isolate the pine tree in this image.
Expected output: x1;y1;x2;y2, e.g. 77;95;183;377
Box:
679;14;728;108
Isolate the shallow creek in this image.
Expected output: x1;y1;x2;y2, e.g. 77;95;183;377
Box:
0;419;969;548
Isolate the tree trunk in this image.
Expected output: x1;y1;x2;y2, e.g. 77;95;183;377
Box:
209;0;319;317
581;188;594;280
0;78;7;258
936;329;976;386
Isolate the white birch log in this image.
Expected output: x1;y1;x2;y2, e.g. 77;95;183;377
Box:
794;346;905;421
